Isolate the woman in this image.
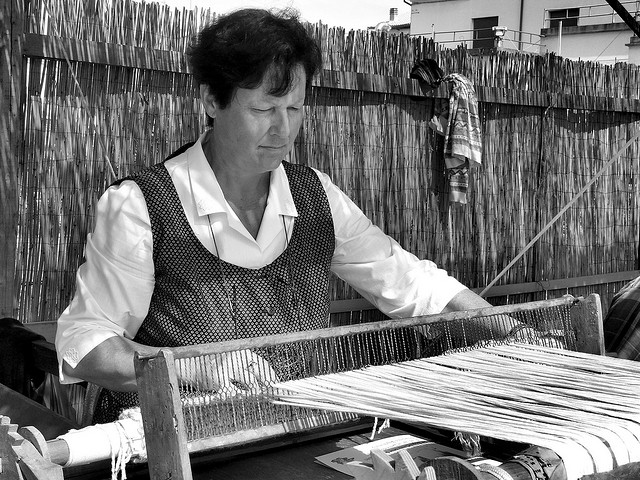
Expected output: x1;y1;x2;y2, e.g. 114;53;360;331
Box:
55;8;498;422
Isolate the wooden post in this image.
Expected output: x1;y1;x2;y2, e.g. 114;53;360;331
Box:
135;349;193;480
0;0;24;318
570;293;605;355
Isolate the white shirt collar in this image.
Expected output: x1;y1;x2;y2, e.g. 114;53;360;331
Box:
185;133;298;220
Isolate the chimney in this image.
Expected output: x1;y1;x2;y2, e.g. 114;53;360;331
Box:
389;7;398;21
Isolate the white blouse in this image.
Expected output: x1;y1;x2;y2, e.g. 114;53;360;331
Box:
55;134;466;383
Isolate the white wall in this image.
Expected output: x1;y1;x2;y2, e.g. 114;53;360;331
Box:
545;29;631;64
409;0;519;37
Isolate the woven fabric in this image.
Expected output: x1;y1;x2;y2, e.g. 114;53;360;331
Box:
603;275;640;360
95;157;335;422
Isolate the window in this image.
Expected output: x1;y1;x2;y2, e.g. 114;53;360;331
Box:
472;16;498;50
549;8;580;29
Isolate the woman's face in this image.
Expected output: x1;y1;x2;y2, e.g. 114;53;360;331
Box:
202;65;307;177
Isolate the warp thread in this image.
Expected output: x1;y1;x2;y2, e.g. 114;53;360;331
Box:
369;417;391;440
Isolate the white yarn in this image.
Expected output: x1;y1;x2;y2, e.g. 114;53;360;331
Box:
117;407;147;464
369;417;391;440
95;422;128;480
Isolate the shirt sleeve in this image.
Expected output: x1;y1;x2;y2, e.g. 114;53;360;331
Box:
314;169;467;318
55;180;155;383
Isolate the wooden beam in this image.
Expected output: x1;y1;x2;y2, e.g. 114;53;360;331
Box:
330;271;640;314
30;339;58;376
570;293;605;355
329;298;375;313
0;385;78;439
21;33;640;113
472;270;640;297
135;350;192;480
23;32;188;73
0;0;23;318
167;296;581;359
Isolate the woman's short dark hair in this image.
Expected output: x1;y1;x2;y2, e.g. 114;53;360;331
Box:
187;8;323;109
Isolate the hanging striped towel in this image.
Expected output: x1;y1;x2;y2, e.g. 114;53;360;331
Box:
441;73;482;204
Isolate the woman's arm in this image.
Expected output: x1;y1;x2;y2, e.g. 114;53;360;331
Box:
441;287;493;312
61;336;161;392
55;181;155;385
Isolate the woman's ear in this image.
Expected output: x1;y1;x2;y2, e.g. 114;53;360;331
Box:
200;84;217;119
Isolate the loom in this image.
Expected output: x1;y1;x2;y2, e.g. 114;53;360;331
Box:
4;294;639;480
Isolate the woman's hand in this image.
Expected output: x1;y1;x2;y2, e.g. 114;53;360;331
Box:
507;323;566;349
178;349;279;397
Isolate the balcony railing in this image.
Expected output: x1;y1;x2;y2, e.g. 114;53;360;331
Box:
420;28;546;54
543;1;640;29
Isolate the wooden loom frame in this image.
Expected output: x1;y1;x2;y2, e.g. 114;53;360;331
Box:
134;294;605;480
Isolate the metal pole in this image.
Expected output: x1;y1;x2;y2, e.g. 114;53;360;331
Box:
558;19;563;55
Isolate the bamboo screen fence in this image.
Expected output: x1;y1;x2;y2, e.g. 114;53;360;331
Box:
4;0;640;323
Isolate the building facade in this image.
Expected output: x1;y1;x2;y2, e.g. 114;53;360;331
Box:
406;0;640;65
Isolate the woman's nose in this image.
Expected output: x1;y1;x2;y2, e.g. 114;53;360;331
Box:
270;109;290;137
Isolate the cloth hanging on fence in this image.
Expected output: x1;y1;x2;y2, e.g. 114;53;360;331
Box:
409;58;444;92
429;73;482;204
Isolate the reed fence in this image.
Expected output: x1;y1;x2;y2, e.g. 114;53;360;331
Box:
2;0;640;324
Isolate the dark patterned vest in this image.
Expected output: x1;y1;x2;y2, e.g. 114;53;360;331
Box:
94;157;335;423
